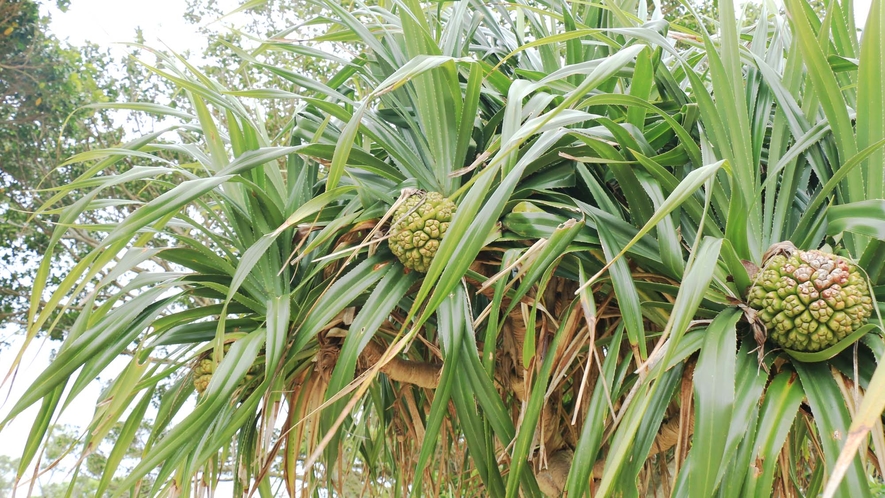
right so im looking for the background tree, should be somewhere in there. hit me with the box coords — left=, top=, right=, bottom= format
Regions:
left=0, top=0, right=338, bottom=343
left=0, top=423, right=154, bottom=497
left=0, top=0, right=124, bottom=339
left=0, top=2, right=210, bottom=342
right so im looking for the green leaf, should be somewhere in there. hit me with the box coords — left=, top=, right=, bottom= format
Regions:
left=505, top=302, right=578, bottom=498
left=191, top=94, right=229, bottom=172
left=784, top=0, right=862, bottom=216
left=595, top=216, right=647, bottom=358
left=584, top=160, right=724, bottom=286
left=743, top=371, right=804, bottom=497
left=2, top=288, right=170, bottom=424
left=825, top=330, right=885, bottom=497
left=112, top=329, right=266, bottom=495
left=794, top=361, right=872, bottom=498
left=595, top=237, right=722, bottom=497
left=96, top=387, right=155, bottom=497
left=565, top=321, right=629, bottom=495
left=855, top=0, right=885, bottom=202
left=16, top=384, right=64, bottom=479
left=827, top=200, right=885, bottom=239
left=792, top=138, right=885, bottom=244
left=265, top=295, right=289, bottom=379
left=685, top=308, right=740, bottom=497
left=783, top=324, right=879, bottom=362
left=413, top=287, right=467, bottom=495
left=292, top=254, right=389, bottom=353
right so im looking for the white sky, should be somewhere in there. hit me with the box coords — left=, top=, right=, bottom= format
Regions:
left=0, top=0, right=876, bottom=490
left=44, top=0, right=874, bottom=53
left=856, top=0, right=873, bottom=25
left=46, top=0, right=218, bottom=56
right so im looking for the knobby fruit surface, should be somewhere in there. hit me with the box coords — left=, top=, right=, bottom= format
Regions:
left=748, top=249, right=873, bottom=352
left=388, top=191, right=456, bottom=273
left=192, top=343, right=263, bottom=397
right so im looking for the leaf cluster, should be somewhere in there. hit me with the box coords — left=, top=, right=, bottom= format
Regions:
left=3, top=0, right=885, bottom=496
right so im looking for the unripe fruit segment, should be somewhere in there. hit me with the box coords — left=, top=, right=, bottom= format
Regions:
left=388, top=192, right=456, bottom=273
left=748, top=249, right=872, bottom=352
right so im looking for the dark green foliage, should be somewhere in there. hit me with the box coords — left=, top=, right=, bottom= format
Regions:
left=0, top=1, right=122, bottom=338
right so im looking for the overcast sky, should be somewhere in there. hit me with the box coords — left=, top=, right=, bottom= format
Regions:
left=47, top=0, right=215, bottom=55
left=45, top=0, right=875, bottom=55
left=857, top=0, right=874, bottom=24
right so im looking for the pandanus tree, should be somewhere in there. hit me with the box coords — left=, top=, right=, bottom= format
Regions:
left=4, top=0, right=885, bottom=496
